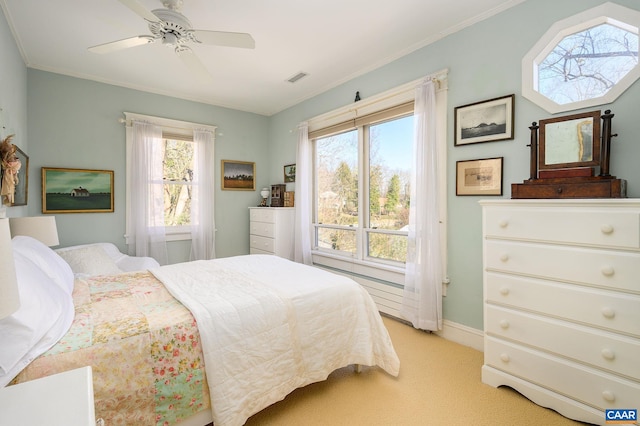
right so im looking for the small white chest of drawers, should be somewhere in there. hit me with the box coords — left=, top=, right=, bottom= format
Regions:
left=249, top=207, right=295, bottom=260
left=480, top=199, right=640, bottom=426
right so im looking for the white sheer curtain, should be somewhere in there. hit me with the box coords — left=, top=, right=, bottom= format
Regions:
left=401, top=78, right=443, bottom=331
left=128, top=121, right=169, bottom=265
left=294, top=121, right=312, bottom=265
left=190, top=129, right=216, bottom=260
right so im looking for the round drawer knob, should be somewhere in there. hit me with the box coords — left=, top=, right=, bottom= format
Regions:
left=601, top=348, right=615, bottom=361
left=601, top=266, right=615, bottom=277
left=499, top=320, right=510, bottom=330
left=500, top=253, right=509, bottom=262
left=602, top=390, right=616, bottom=402
left=499, top=219, right=509, bottom=228
left=601, top=224, right=614, bottom=235
left=500, top=353, right=510, bottom=363
left=601, top=307, right=616, bottom=319
left=499, top=286, right=510, bottom=296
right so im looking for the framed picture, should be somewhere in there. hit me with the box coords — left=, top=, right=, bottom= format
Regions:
left=284, top=163, right=296, bottom=183
left=454, top=94, right=514, bottom=146
left=1, top=146, right=29, bottom=206
left=456, top=157, right=503, bottom=196
left=221, top=160, right=255, bottom=190
left=42, top=167, right=114, bottom=213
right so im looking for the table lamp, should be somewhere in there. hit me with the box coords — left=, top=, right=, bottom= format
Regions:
left=9, top=216, right=60, bottom=246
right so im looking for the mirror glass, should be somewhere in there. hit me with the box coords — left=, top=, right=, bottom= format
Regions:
left=539, top=110, right=601, bottom=170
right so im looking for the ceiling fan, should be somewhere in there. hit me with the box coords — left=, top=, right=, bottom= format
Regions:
left=88, top=0, right=255, bottom=79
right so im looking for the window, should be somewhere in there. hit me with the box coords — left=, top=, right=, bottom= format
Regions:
left=124, top=112, right=216, bottom=242
left=312, top=103, right=414, bottom=267
left=522, top=3, right=640, bottom=114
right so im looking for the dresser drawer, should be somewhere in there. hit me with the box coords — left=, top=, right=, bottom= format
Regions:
left=249, top=235, right=275, bottom=253
left=486, top=240, right=640, bottom=294
left=250, top=221, right=275, bottom=238
left=249, top=208, right=275, bottom=223
left=484, top=206, right=640, bottom=249
left=486, top=306, right=640, bottom=379
left=485, top=337, right=640, bottom=411
left=486, top=273, right=640, bottom=337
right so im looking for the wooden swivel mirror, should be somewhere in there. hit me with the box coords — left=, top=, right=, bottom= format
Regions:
left=511, top=109, right=626, bottom=199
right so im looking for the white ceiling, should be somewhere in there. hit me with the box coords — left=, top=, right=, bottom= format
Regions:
left=1, top=0, right=524, bottom=116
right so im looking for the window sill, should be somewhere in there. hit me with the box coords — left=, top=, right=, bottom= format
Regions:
left=311, top=250, right=405, bottom=286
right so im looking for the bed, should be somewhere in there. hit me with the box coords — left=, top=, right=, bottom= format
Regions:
left=2, top=236, right=400, bottom=426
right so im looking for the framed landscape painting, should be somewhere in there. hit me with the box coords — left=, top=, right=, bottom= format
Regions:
left=454, top=94, right=514, bottom=146
left=42, top=167, right=114, bottom=213
left=456, top=157, right=503, bottom=196
left=221, top=160, right=255, bottom=190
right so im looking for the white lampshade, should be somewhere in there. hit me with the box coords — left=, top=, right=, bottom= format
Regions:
left=260, top=188, right=270, bottom=198
left=0, top=218, right=20, bottom=318
left=9, top=216, right=60, bottom=246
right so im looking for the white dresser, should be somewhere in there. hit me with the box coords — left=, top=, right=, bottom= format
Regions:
left=480, top=199, right=640, bottom=426
left=249, top=207, right=295, bottom=260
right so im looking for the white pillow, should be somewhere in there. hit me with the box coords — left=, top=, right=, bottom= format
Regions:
left=55, top=244, right=123, bottom=277
left=11, top=236, right=74, bottom=295
left=0, top=250, right=74, bottom=387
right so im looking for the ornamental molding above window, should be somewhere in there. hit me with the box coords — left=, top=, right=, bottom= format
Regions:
left=522, top=2, right=640, bottom=114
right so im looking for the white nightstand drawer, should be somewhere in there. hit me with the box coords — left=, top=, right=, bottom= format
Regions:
left=486, top=273, right=640, bottom=337
left=484, top=206, right=640, bottom=249
left=249, top=208, right=275, bottom=223
left=486, top=240, right=640, bottom=294
left=250, top=235, right=275, bottom=253
left=250, top=221, right=275, bottom=238
left=486, top=306, right=640, bottom=379
left=485, top=337, right=640, bottom=412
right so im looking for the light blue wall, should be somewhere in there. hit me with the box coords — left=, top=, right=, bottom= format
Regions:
left=26, top=70, right=270, bottom=261
left=268, top=0, right=640, bottom=330
left=0, top=6, right=28, bottom=218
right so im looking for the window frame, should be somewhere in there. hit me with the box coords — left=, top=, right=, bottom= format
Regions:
left=522, top=2, right=640, bottom=114
left=123, top=112, right=216, bottom=243
left=307, top=73, right=448, bottom=284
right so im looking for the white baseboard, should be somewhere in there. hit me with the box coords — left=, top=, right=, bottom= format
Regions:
left=436, top=320, right=484, bottom=352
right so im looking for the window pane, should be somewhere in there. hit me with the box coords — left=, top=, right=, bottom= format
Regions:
left=316, top=130, right=358, bottom=226
left=538, top=23, right=639, bottom=105
left=164, top=183, right=191, bottom=226
left=369, top=115, right=412, bottom=232
left=368, top=232, right=408, bottom=262
left=163, top=138, right=194, bottom=226
left=317, top=227, right=356, bottom=254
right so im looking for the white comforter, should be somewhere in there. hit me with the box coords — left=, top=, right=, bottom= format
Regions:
left=151, top=255, right=400, bottom=426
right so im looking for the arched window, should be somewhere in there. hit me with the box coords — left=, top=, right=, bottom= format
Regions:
left=522, top=2, right=640, bottom=114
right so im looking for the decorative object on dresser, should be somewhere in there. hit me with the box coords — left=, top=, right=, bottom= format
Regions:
left=270, top=184, right=286, bottom=207
left=284, top=191, right=295, bottom=207
left=259, top=187, right=270, bottom=207
left=480, top=199, right=640, bottom=425
left=249, top=207, right=294, bottom=259
left=511, top=110, right=626, bottom=199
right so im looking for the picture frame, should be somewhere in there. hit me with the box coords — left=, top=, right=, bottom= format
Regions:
left=42, top=167, right=114, bottom=213
left=221, top=160, right=255, bottom=191
left=283, top=163, right=296, bottom=183
left=538, top=110, right=601, bottom=171
left=456, top=157, right=503, bottom=196
left=2, top=146, right=29, bottom=206
left=454, top=94, right=514, bottom=146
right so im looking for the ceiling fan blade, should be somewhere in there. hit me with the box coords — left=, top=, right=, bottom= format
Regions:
left=117, top=0, right=161, bottom=22
left=88, top=36, right=155, bottom=54
left=176, top=47, right=212, bottom=82
left=192, top=30, right=255, bottom=49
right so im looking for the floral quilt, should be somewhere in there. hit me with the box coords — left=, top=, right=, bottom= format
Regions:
left=10, top=271, right=210, bottom=426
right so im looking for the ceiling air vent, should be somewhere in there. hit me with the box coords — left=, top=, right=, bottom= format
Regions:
left=287, top=72, right=308, bottom=83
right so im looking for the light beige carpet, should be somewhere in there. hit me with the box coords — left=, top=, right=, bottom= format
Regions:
left=245, top=316, right=589, bottom=425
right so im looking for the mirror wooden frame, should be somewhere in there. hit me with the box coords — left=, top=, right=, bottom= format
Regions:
left=538, top=110, right=601, bottom=171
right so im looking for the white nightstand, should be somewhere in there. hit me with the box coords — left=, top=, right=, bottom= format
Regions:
left=0, top=366, right=97, bottom=426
